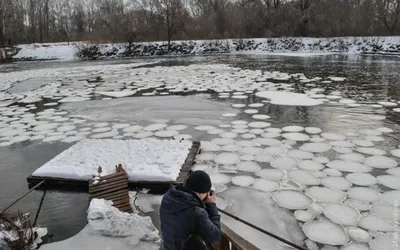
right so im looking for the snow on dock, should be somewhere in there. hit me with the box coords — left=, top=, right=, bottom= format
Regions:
left=28, top=139, right=199, bottom=189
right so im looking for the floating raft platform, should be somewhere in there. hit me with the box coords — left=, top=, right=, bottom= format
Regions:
left=27, top=140, right=200, bottom=191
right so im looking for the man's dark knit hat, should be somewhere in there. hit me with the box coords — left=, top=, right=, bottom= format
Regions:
left=184, top=170, right=212, bottom=193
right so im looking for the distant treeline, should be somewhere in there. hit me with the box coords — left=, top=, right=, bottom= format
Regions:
left=1, top=0, right=400, bottom=48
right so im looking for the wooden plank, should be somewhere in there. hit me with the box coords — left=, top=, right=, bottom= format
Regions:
left=111, top=197, right=130, bottom=206
left=90, top=186, right=128, bottom=198
left=90, top=183, right=128, bottom=195
left=221, top=223, right=259, bottom=250
left=89, top=179, right=128, bottom=193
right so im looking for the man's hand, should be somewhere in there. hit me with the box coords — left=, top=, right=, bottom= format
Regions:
left=204, top=190, right=216, bottom=204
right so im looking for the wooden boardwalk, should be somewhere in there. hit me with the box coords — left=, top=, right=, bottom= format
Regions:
left=89, top=165, right=132, bottom=213
left=27, top=141, right=200, bottom=191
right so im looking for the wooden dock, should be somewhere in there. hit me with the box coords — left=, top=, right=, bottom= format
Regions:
left=88, top=165, right=132, bottom=213
left=27, top=141, right=200, bottom=191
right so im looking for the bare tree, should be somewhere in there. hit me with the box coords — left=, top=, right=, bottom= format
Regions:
left=155, top=0, right=188, bottom=51
left=376, top=0, right=400, bottom=35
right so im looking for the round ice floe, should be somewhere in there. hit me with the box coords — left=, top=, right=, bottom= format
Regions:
left=237, top=161, right=261, bottom=172
left=365, top=135, right=385, bottom=142
left=232, top=176, right=255, bottom=187
left=282, top=126, right=304, bottom=132
left=210, top=174, right=231, bottom=184
left=303, top=220, right=349, bottom=245
left=312, top=171, right=327, bottom=178
left=287, top=149, right=314, bottom=163
left=253, top=138, right=282, bottom=147
left=93, top=122, right=109, bottom=128
left=306, top=187, right=346, bottom=203
left=310, top=137, right=326, bottom=143
left=313, top=156, right=330, bottom=164
left=166, top=125, right=187, bottom=131
left=378, top=101, right=397, bottom=107
left=43, top=134, right=67, bottom=142
left=240, top=155, right=254, bottom=161
left=248, top=122, right=271, bottom=128
left=370, top=235, right=400, bottom=250
left=11, top=135, right=31, bottom=143
left=232, top=104, right=246, bottom=108
left=253, top=154, right=271, bottom=163
left=357, top=147, right=386, bottom=156
left=132, top=132, right=153, bottom=139
left=248, top=103, right=264, bottom=108
left=33, top=123, right=59, bottom=131
left=249, top=129, right=264, bottom=135
left=214, top=153, right=240, bottom=165
left=270, top=156, right=297, bottom=170
left=341, top=243, right=370, bottom=250
left=91, top=131, right=119, bottom=139
left=222, top=113, right=237, bottom=117
left=282, top=133, right=310, bottom=142
left=232, top=124, right=248, bottom=129
left=92, top=127, right=112, bottom=133
left=346, top=173, right=376, bottom=186
left=201, top=141, right=221, bottom=152
left=220, top=132, right=238, bottom=139
left=305, top=127, right=322, bottom=134
left=222, top=144, right=242, bottom=152
left=244, top=109, right=258, bottom=114
left=359, top=214, right=394, bottom=232
left=154, top=130, right=180, bottom=138
left=359, top=129, right=382, bottom=136
left=387, top=167, right=400, bottom=177
left=57, top=125, right=76, bottom=132
left=380, top=190, right=400, bottom=204
left=272, top=190, right=312, bottom=209
left=192, top=164, right=209, bottom=171
left=308, top=203, right=324, bottom=215
left=219, top=124, right=231, bottom=128
left=240, top=147, right=263, bottom=155
left=231, top=129, right=249, bottom=134
left=61, top=136, right=84, bottom=143
left=211, top=138, right=235, bottom=146
left=241, top=133, right=256, bottom=139
left=112, top=123, right=130, bottom=129
left=231, top=120, right=248, bottom=125
left=195, top=125, right=216, bottom=131
left=347, top=228, right=370, bottom=243
left=294, top=210, right=315, bottom=222
left=232, top=95, right=247, bottom=99
left=333, top=147, right=353, bottom=154
left=346, top=199, right=370, bottom=211
left=327, top=160, right=372, bottom=173
left=252, top=179, right=279, bottom=192
left=391, top=148, right=400, bottom=158
left=261, top=132, right=280, bottom=138
left=352, top=140, right=374, bottom=147
left=348, top=187, right=380, bottom=202
left=321, top=177, right=352, bottom=191
left=377, top=127, right=393, bottom=133
left=330, top=141, right=355, bottom=148
left=288, top=170, right=320, bottom=185
left=364, top=156, right=398, bottom=169
left=377, top=175, right=400, bottom=189
left=266, top=128, right=282, bottom=133
left=300, top=143, right=332, bottom=153
left=321, top=133, right=346, bottom=141
left=323, top=204, right=359, bottom=226
left=371, top=203, right=400, bottom=222
left=255, top=169, right=284, bottom=180
left=252, top=115, right=270, bottom=120
left=144, top=123, right=168, bottom=131
left=236, top=140, right=255, bottom=147
left=197, top=153, right=215, bottom=162
left=122, top=125, right=143, bottom=133
left=339, top=153, right=365, bottom=162
left=298, top=160, right=325, bottom=172
left=207, top=129, right=225, bottom=135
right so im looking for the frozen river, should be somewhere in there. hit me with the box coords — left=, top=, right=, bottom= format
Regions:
left=1, top=54, right=400, bottom=249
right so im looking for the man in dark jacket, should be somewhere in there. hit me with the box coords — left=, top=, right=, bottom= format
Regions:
left=160, top=170, right=221, bottom=250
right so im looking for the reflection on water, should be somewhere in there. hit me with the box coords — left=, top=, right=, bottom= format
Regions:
left=1, top=54, right=400, bottom=242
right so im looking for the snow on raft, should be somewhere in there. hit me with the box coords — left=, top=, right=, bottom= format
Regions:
left=31, top=139, right=192, bottom=182
left=40, top=199, right=160, bottom=250
left=255, top=91, right=323, bottom=106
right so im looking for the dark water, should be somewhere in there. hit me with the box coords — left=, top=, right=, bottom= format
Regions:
left=1, top=53, right=400, bottom=243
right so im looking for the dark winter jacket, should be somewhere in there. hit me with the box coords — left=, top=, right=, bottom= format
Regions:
left=160, top=186, right=221, bottom=250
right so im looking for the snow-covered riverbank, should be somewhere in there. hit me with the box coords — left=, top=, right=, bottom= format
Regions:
left=12, top=36, right=400, bottom=61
